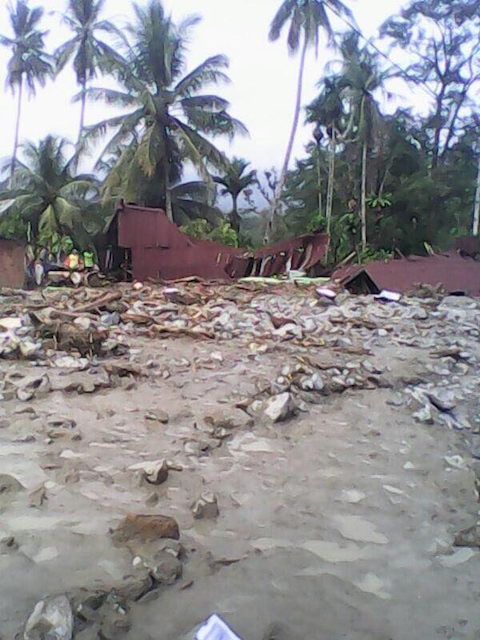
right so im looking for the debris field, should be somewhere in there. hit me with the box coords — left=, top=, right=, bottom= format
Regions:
left=0, top=282, right=479, bottom=639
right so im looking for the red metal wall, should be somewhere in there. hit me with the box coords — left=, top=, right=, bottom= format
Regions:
left=0, top=239, right=25, bottom=288
left=117, top=203, right=328, bottom=281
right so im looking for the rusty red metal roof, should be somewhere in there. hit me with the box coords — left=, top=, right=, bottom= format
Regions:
left=115, top=203, right=328, bottom=281
left=333, top=253, right=480, bottom=296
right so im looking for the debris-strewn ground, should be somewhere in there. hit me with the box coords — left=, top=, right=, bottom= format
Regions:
left=1, top=282, right=479, bottom=640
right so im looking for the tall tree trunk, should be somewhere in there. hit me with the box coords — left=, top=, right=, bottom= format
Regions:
left=265, top=33, right=309, bottom=244
left=326, top=128, right=336, bottom=235
left=78, top=77, right=87, bottom=143
left=165, top=162, right=173, bottom=222
left=230, top=194, right=241, bottom=234
left=324, top=128, right=336, bottom=261
left=316, top=146, right=322, bottom=225
left=11, top=76, right=24, bottom=183
left=431, top=86, right=446, bottom=171
left=361, top=139, right=368, bottom=252
left=473, top=154, right=480, bottom=237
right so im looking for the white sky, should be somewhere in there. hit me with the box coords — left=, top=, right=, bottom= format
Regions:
left=0, top=0, right=423, bottom=175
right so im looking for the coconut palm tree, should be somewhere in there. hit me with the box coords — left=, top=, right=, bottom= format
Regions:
left=97, top=149, right=223, bottom=227
left=307, top=76, right=345, bottom=238
left=0, top=136, right=99, bottom=249
left=213, top=158, right=257, bottom=233
left=340, top=33, right=386, bottom=251
left=267, top=0, right=353, bottom=242
left=55, top=0, right=125, bottom=142
left=83, top=0, right=247, bottom=223
left=0, top=0, right=53, bottom=179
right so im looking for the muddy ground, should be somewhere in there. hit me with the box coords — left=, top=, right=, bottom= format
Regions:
left=0, top=284, right=479, bottom=639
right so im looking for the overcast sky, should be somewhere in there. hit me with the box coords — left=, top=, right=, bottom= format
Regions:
left=0, top=0, right=424, bottom=175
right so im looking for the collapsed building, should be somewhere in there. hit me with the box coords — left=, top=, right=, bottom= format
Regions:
left=333, top=252, right=480, bottom=297
left=103, top=202, right=329, bottom=281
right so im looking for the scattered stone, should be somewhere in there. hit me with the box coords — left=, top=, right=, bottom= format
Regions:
left=112, top=514, right=180, bottom=545
left=29, top=486, right=48, bottom=508
left=264, top=393, right=296, bottom=423
left=297, top=373, right=325, bottom=392
left=192, top=492, right=219, bottom=520
left=444, top=455, right=468, bottom=471
left=98, top=605, right=130, bottom=639
left=145, top=409, right=169, bottom=424
left=112, top=569, right=154, bottom=601
left=340, top=489, right=366, bottom=504
left=454, top=525, right=480, bottom=548
left=24, top=595, right=73, bottom=640
left=413, top=404, right=434, bottom=425
left=129, top=460, right=169, bottom=486
left=0, top=474, right=25, bottom=508
left=383, top=485, right=404, bottom=496
left=150, top=552, right=183, bottom=585
left=427, top=389, right=457, bottom=412
left=438, top=548, right=477, bottom=567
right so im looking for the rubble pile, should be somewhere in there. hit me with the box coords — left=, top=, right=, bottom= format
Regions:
left=1, top=282, right=480, bottom=638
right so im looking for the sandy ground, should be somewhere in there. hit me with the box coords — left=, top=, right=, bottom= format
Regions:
left=0, top=287, right=479, bottom=639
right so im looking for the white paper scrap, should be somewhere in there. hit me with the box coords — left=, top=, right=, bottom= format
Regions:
left=196, top=615, right=243, bottom=640
left=375, top=290, right=402, bottom=302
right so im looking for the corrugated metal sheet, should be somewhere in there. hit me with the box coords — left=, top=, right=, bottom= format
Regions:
left=333, top=253, right=480, bottom=296
left=116, top=203, right=328, bottom=281
left=0, top=239, right=25, bottom=289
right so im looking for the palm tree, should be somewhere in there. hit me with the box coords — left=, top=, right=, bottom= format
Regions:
left=55, top=0, right=124, bottom=142
left=83, top=0, right=247, bottom=223
left=307, top=76, right=345, bottom=238
left=213, top=158, right=257, bottom=233
left=0, top=0, right=53, bottom=180
left=97, top=150, right=223, bottom=227
left=0, top=136, right=99, bottom=249
left=340, top=33, right=386, bottom=252
left=267, top=0, right=353, bottom=242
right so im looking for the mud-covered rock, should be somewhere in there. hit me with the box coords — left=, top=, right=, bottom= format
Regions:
left=112, top=514, right=180, bottom=545
left=192, top=492, right=219, bottom=520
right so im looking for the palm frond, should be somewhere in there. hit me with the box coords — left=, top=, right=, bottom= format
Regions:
left=174, top=55, right=230, bottom=97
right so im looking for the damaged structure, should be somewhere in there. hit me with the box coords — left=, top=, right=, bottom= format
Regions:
left=105, top=202, right=329, bottom=281
left=333, top=252, right=480, bottom=296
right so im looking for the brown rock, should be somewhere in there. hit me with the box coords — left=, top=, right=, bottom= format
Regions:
left=112, top=514, right=180, bottom=545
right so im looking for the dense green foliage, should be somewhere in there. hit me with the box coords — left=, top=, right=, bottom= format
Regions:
left=0, top=0, right=478, bottom=265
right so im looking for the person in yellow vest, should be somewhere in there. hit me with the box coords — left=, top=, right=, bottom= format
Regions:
left=83, top=250, right=95, bottom=270
left=66, top=250, right=82, bottom=270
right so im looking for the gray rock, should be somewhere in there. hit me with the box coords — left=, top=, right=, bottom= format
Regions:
left=0, top=474, right=25, bottom=509
left=264, top=393, right=296, bottom=423
left=98, top=605, right=130, bottom=639
left=427, top=389, right=457, bottom=412
left=129, top=459, right=169, bottom=486
left=298, top=373, right=324, bottom=392
left=413, top=404, right=434, bottom=425
left=145, top=409, right=169, bottom=424
left=112, top=569, right=154, bottom=602
left=150, top=552, right=183, bottom=585
left=192, top=492, right=219, bottom=520
left=24, top=595, right=73, bottom=640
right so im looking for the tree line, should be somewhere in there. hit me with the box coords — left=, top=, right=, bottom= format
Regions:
left=0, top=0, right=479, bottom=266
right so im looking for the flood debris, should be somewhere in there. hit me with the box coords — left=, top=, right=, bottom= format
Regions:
left=1, top=280, right=480, bottom=638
